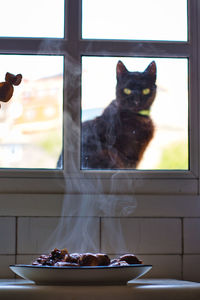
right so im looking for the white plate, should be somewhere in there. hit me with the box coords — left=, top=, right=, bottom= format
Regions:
left=10, top=264, right=152, bottom=285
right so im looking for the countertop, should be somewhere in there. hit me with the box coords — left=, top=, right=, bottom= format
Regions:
left=1, top=279, right=200, bottom=300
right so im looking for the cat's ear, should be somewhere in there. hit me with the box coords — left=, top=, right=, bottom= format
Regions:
left=144, top=61, right=156, bottom=81
left=116, top=61, right=128, bottom=79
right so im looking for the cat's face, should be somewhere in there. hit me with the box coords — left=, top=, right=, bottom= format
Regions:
left=116, top=61, right=157, bottom=112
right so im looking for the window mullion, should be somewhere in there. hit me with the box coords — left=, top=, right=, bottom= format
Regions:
left=67, top=0, right=81, bottom=46
left=187, top=0, right=199, bottom=178
left=80, top=40, right=191, bottom=58
left=0, top=38, right=68, bottom=55
left=64, top=0, right=82, bottom=174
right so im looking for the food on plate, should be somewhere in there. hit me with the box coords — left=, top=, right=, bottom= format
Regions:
left=78, top=253, right=110, bottom=266
left=0, top=72, right=22, bottom=104
left=32, top=248, right=142, bottom=267
left=110, top=254, right=142, bottom=266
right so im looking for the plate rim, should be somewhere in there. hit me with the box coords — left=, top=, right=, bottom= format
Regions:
left=10, top=264, right=152, bottom=270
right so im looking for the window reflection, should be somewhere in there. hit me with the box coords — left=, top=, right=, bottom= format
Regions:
left=81, top=57, right=188, bottom=170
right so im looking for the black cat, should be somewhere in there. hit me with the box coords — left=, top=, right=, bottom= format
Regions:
left=81, top=60, right=157, bottom=169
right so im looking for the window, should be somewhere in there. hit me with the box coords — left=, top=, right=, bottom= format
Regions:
left=82, top=0, right=188, bottom=41
left=0, top=0, right=65, bottom=170
left=0, top=0, right=198, bottom=195
left=0, top=55, right=63, bottom=169
left=0, top=0, right=65, bottom=38
left=81, top=56, right=188, bottom=170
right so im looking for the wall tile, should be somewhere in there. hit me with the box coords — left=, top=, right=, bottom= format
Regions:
left=183, top=255, right=200, bottom=282
left=17, top=217, right=100, bottom=254
left=0, top=217, right=16, bottom=254
left=139, top=255, right=182, bottom=279
left=17, top=254, right=38, bottom=265
left=0, top=255, right=15, bottom=278
left=184, top=218, right=200, bottom=253
left=101, top=218, right=182, bottom=254
left=107, top=253, right=182, bottom=279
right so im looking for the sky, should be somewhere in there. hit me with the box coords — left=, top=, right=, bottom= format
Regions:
left=0, top=0, right=187, bottom=39
left=0, top=0, right=65, bottom=38
left=82, top=0, right=187, bottom=41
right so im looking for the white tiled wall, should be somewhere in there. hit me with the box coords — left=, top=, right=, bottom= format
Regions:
left=0, top=217, right=16, bottom=254
left=184, top=218, right=200, bottom=253
left=18, top=217, right=100, bottom=254
left=101, top=218, right=182, bottom=254
left=1, top=213, right=200, bottom=282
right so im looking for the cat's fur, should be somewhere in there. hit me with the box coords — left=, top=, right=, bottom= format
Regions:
left=81, top=60, right=157, bottom=169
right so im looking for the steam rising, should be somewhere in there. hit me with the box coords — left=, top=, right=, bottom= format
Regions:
left=45, top=194, right=137, bottom=253
left=44, top=53, right=138, bottom=255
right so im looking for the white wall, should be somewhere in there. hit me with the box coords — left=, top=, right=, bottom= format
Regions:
left=1, top=194, right=200, bottom=282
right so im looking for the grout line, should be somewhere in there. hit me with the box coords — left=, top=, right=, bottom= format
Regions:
left=106, top=253, right=184, bottom=256
left=100, top=216, right=187, bottom=219
left=13, top=253, right=184, bottom=256
left=181, top=217, right=184, bottom=280
left=99, top=217, right=102, bottom=252
left=14, top=216, right=18, bottom=278
left=0, top=253, right=188, bottom=255
left=181, top=217, right=184, bottom=255
left=15, top=217, right=18, bottom=262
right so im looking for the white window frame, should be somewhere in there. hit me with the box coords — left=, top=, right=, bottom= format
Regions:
left=0, top=0, right=198, bottom=195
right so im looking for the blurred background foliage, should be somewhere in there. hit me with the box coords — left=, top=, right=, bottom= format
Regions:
left=156, top=140, right=188, bottom=170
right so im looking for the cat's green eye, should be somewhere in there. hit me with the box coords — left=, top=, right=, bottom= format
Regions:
left=142, top=88, right=151, bottom=95
left=123, top=88, right=132, bottom=95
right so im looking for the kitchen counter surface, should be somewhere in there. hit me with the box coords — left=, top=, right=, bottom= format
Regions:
left=1, top=278, right=200, bottom=300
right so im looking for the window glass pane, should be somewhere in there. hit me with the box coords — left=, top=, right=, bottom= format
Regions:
left=0, top=55, right=63, bottom=169
left=81, top=57, right=188, bottom=170
left=0, top=0, right=65, bottom=38
left=82, top=0, right=188, bottom=41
